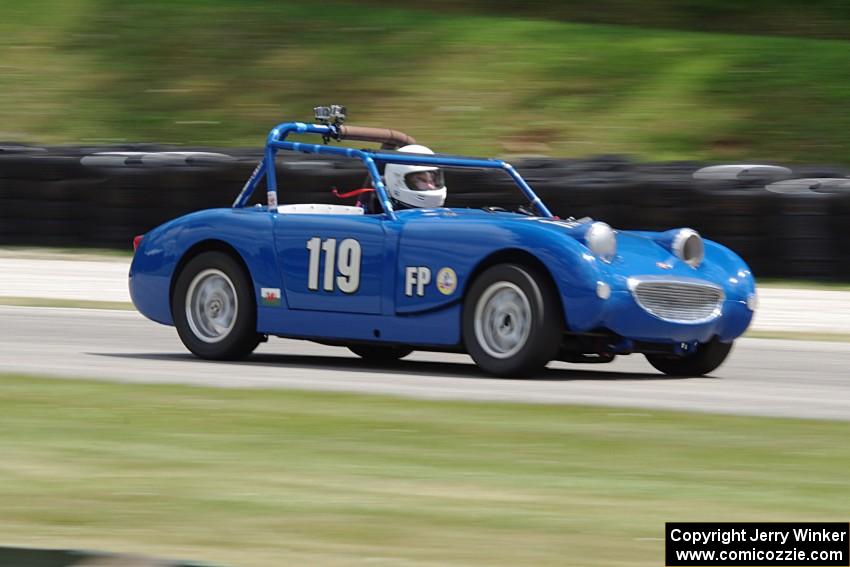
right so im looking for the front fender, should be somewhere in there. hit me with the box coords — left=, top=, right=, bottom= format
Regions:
left=395, top=215, right=606, bottom=331
left=703, top=239, right=757, bottom=341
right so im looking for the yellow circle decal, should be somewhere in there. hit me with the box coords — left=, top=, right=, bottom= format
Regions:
left=436, top=267, right=457, bottom=295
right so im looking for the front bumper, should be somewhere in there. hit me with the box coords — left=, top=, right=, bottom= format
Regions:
left=597, top=291, right=753, bottom=343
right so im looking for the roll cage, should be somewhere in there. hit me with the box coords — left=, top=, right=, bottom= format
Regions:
left=232, top=121, right=554, bottom=221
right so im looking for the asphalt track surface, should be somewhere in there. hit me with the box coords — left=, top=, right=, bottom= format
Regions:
left=2, top=306, right=848, bottom=420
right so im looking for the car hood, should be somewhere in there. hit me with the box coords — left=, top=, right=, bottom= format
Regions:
left=401, top=208, right=745, bottom=286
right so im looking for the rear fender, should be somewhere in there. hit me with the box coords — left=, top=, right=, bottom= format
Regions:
left=129, top=208, right=280, bottom=325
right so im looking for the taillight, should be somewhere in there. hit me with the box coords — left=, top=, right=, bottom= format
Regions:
left=133, top=234, right=145, bottom=252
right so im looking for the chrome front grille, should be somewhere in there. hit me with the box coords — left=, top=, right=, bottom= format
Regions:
left=629, top=279, right=724, bottom=323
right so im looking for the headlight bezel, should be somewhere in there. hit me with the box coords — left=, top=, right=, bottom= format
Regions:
left=585, top=221, right=617, bottom=262
left=672, top=228, right=705, bottom=268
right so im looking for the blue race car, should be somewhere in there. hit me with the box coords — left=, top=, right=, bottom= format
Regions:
left=130, top=106, right=757, bottom=377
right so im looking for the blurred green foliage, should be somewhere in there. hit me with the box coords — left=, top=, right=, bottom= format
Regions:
left=364, top=0, right=850, bottom=39
left=1, top=0, right=850, bottom=162
left=1, top=373, right=849, bottom=566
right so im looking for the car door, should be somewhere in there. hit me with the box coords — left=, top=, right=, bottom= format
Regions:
left=273, top=213, right=387, bottom=314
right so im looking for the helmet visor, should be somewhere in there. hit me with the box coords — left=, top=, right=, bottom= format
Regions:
left=404, top=169, right=444, bottom=191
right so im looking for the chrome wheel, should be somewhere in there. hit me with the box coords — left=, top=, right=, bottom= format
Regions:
left=185, top=268, right=238, bottom=343
left=474, top=281, right=532, bottom=359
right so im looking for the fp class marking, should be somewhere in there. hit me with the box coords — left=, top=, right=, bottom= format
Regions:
left=405, top=266, right=431, bottom=297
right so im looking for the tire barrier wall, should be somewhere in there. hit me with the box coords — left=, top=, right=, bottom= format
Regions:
left=2, top=145, right=849, bottom=279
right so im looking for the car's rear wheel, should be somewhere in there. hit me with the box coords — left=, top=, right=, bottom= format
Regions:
left=172, top=251, right=261, bottom=360
left=348, top=345, right=413, bottom=362
left=463, top=264, right=562, bottom=377
left=644, top=339, right=733, bottom=376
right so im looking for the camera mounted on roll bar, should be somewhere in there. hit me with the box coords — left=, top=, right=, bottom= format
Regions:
left=314, top=105, right=346, bottom=143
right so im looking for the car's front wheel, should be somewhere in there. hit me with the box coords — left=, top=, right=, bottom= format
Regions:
left=172, top=251, right=261, bottom=360
left=644, top=339, right=733, bottom=376
left=463, top=264, right=562, bottom=377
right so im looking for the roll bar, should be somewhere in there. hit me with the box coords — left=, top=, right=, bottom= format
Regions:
left=232, top=121, right=553, bottom=221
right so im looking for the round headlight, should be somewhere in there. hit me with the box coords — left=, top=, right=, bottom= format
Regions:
left=586, top=222, right=617, bottom=262
left=673, top=228, right=704, bottom=268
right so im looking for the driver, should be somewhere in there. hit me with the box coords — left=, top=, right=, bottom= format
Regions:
left=381, top=144, right=447, bottom=210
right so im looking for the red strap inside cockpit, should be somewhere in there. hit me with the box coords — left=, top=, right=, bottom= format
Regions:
left=332, top=188, right=375, bottom=199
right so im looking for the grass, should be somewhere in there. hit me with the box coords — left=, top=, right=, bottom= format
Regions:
left=0, top=373, right=848, bottom=566
left=3, top=1, right=850, bottom=162
left=745, top=330, right=850, bottom=343
left=0, top=297, right=133, bottom=310
left=0, top=246, right=133, bottom=261
left=757, top=279, right=850, bottom=291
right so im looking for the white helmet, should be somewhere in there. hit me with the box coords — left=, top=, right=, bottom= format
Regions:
left=384, top=144, right=447, bottom=209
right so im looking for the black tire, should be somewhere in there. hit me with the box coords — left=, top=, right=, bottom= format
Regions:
left=463, top=264, right=562, bottom=377
left=172, top=251, right=261, bottom=360
left=348, top=345, right=413, bottom=362
left=645, top=339, right=733, bottom=377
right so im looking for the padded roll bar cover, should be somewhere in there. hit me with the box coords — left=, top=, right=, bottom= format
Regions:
left=337, top=126, right=416, bottom=150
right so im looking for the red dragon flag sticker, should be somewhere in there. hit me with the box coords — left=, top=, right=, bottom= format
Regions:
left=260, top=287, right=281, bottom=307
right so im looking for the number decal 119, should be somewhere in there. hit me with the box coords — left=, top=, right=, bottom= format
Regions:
left=306, top=237, right=361, bottom=293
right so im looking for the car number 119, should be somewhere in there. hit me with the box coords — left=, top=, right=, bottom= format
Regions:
left=306, top=237, right=361, bottom=293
